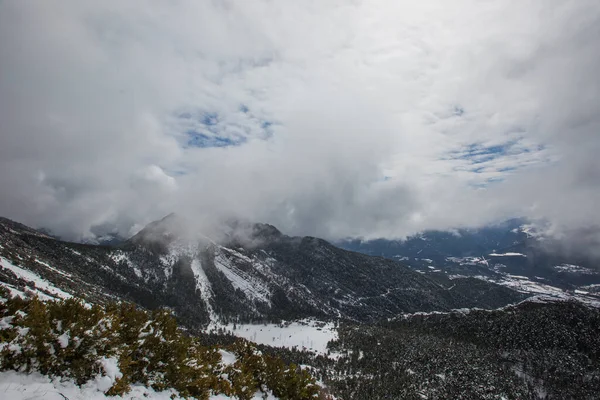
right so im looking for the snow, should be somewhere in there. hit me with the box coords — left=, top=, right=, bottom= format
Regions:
left=0, top=257, right=72, bottom=300
left=553, top=264, right=594, bottom=273
left=0, top=282, right=49, bottom=300
left=210, top=392, right=278, bottom=399
left=35, top=259, right=72, bottom=277
left=488, top=252, right=526, bottom=257
left=110, top=251, right=142, bottom=278
left=0, top=370, right=179, bottom=400
left=213, top=251, right=271, bottom=305
left=220, top=246, right=253, bottom=263
left=581, top=284, right=600, bottom=290
left=57, top=332, right=70, bottom=348
left=0, top=316, right=13, bottom=329
left=520, top=224, right=543, bottom=238
left=445, top=256, right=489, bottom=266
left=190, top=259, right=218, bottom=323
left=220, top=319, right=337, bottom=355
left=471, top=274, right=567, bottom=298
left=93, top=357, right=123, bottom=392
left=507, top=274, right=529, bottom=280
left=160, top=240, right=198, bottom=279
left=0, top=371, right=278, bottom=400
left=461, top=274, right=600, bottom=307
left=219, top=349, right=237, bottom=366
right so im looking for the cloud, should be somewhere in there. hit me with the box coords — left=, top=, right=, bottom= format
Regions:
left=0, top=0, right=599, bottom=243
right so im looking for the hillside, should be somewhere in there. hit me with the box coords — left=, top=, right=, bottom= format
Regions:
left=325, top=299, right=600, bottom=399
left=337, top=220, right=600, bottom=303
left=0, top=215, right=526, bottom=330
left=2, top=215, right=600, bottom=399
left=0, top=288, right=323, bottom=399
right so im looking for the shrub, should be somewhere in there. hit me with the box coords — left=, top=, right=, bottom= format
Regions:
left=0, top=290, right=322, bottom=398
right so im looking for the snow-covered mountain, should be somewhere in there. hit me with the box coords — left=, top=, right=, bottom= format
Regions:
left=337, top=219, right=600, bottom=298
left=3, top=214, right=600, bottom=399
left=0, top=215, right=525, bottom=329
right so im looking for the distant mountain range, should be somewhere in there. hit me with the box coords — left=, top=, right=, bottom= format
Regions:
left=338, top=218, right=530, bottom=259
left=0, top=214, right=527, bottom=330
left=337, top=219, right=600, bottom=294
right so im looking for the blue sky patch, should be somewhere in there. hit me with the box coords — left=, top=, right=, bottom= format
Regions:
left=185, top=131, right=246, bottom=148
left=448, top=138, right=548, bottom=180
left=451, top=141, right=517, bottom=164
left=201, top=112, right=219, bottom=126
left=175, top=106, right=277, bottom=148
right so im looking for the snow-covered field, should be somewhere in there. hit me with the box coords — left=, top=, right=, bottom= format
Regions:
left=0, top=371, right=277, bottom=400
left=217, top=319, right=338, bottom=355
left=488, top=252, right=527, bottom=257
left=458, top=273, right=600, bottom=307
left=495, top=277, right=566, bottom=296
left=553, top=264, right=595, bottom=274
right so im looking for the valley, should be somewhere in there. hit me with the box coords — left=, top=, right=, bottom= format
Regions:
left=1, top=215, right=599, bottom=399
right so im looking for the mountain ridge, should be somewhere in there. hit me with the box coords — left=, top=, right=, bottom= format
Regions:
left=0, top=215, right=526, bottom=330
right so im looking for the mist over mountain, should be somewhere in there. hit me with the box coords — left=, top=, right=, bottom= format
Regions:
left=1, top=1, right=600, bottom=253
left=0, top=215, right=529, bottom=328
left=2, top=2, right=600, bottom=398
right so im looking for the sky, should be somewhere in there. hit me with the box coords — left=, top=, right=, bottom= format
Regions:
left=0, top=0, right=599, bottom=242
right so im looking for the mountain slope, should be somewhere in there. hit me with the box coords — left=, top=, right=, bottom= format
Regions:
left=337, top=219, right=600, bottom=295
left=0, top=215, right=525, bottom=329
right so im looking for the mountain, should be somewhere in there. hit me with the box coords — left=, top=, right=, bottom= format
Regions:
left=337, top=219, right=600, bottom=296
left=0, top=215, right=525, bottom=330
left=338, top=218, right=529, bottom=260
left=3, top=215, right=600, bottom=399
left=326, top=299, right=600, bottom=399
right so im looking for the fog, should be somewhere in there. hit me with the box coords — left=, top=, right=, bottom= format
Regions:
left=1, top=1, right=599, bottom=251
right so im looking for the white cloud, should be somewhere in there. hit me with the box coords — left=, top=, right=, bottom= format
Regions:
left=0, top=0, right=599, bottom=242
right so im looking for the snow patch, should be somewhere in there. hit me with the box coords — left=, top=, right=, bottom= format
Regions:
left=219, top=319, right=337, bottom=355
left=0, top=370, right=187, bottom=399
left=57, top=332, right=70, bottom=348
left=91, top=357, right=123, bottom=393
left=219, top=349, right=237, bottom=366
left=553, top=264, right=594, bottom=274
left=0, top=257, right=72, bottom=300
left=0, top=370, right=279, bottom=399
left=190, top=259, right=218, bottom=323
left=35, top=259, right=72, bottom=277
left=110, top=251, right=142, bottom=278
left=214, top=251, right=271, bottom=305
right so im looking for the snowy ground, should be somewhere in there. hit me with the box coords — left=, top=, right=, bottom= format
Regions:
left=454, top=274, right=600, bottom=307
left=0, top=256, right=73, bottom=300
left=216, top=318, right=338, bottom=355
left=0, top=371, right=277, bottom=400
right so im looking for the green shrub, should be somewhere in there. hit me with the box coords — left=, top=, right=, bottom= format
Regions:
left=0, top=292, right=322, bottom=399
